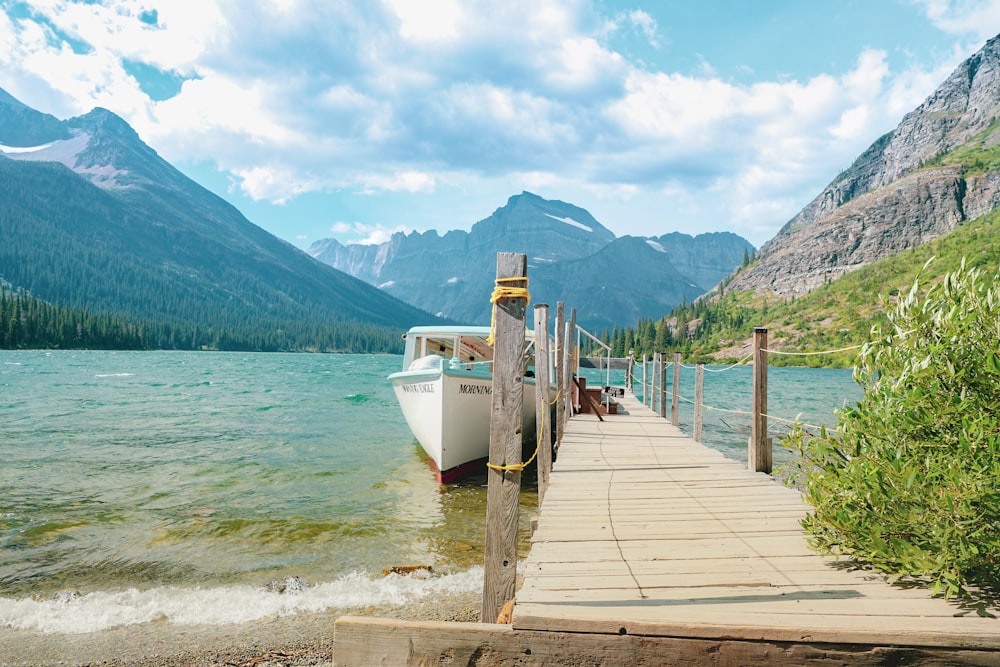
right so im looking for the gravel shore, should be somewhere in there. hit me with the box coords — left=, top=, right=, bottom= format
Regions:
left=0, top=590, right=481, bottom=667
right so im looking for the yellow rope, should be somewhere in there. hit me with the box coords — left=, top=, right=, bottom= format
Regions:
left=486, top=424, right=545, bottom=472
left=485, top=275, right=534, bottom=471
left=486, top=277, right=530, bottom=346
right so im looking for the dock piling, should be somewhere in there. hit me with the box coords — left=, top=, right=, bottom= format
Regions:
left=533, top=304, right=552, bottom=506
left=482, top=252, right=528, bottom=623
left=750, top=326, right=771, bottom=473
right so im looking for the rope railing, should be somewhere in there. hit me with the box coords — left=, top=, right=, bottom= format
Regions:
left=763, top=343, right=863, bottom=356
left=620, top=326, right=857, bottom=473
left=675, top=392, right=840, bottom=434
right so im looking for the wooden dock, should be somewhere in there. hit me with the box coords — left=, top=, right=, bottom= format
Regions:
left=335, top=392, right=1000, bottom=665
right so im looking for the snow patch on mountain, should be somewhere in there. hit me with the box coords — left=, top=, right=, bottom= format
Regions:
left=646, top=239, right=667, bottom=253
left=543, top=213, right=592, bottom=232
left=0, top=133, right=126, bottom=187
left=0, top=133, right=88, bottom=168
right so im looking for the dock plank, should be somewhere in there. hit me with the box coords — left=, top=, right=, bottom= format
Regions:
left=513, top=393, right=1000, bottom=651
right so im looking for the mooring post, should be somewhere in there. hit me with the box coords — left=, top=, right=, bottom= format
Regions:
left=642, top=352, right=650, bottom=405
left=658, top=353, right=667, bottom=418
left=651, top=352, right=659, bottom=414
left=750, top=327, right=771, bottom=473
left=671, top=352, right=681, bottom=426
left=564, top=308, right=577, bottom=419
left=554, top=302, right=565, bottom=446
left=694, top=362, right=705, bottom=442
left=533, top=304, right=552, bottom=507
left=482, top=252, right=528, bottom=623
left=626, top=349, right=634, bottom=393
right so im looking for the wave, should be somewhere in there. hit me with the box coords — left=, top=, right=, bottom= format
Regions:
left=0, top=567, right=482, bottom=634
left=94, top=373, right=134, bottom=378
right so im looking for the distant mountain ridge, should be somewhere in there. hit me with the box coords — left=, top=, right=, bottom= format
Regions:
left=0, top=89, right=440, bottom=351
left=730, top=33, right=1000, bottom=296
left=309, top=192, right=754, bottom=331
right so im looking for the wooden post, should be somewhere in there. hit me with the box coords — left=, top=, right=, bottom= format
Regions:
left=554, top=303, right=565, bottom=446
left=694, top=362, right=704, bottom=442
left=533, top=304, right=551, bottom=506
left=658, top=353, right=667, bottom=418
left=565, top=309, right=577, bottom=419
left=642, top=352, right=649, bottom=405
left=626, top=349, right=634, bottom=393
left=648, top=354, right=655, bottom=410
left=750, top=327, right=771, bottom=473
left=482, top=253, right=528, bottom=623
left=671, top=352, right=681, bottom=426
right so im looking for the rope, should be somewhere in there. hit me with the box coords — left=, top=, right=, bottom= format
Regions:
left=486, top=277, right=530, bottom=346
left=675, top=395, right=837, bottom=432
left=704, top=353, right=754, bottom=372
left=486, top=386, right=549, bottom=473
left=762, top=343, right=862, bottom=356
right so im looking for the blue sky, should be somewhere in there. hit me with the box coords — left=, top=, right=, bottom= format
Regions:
left=1, top=1, right=998, bottom=249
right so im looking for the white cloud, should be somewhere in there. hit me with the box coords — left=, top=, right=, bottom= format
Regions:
left=0, top=1, right=990, bottom=247
left=330, top=220, right=411, bottom=244
left=915, top=0, right=1000, bottom=42
left=386, top=0, right=463, bottom=42
left=627, top=10, right=660, bottom=48
left=358, top=171, right=436, bottom=195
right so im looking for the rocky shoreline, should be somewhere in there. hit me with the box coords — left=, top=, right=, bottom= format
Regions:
left=0, top=590, right=481, bottom=667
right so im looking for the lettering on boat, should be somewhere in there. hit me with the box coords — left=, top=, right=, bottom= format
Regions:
left=401, top=383, right=436, bottom=393
left=459, top=384, right=492, bottom=395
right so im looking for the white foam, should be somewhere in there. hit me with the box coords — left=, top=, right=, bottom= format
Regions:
left=0, top=568, right=483, bottom=634
left=94, top=373, right=134, bottom=378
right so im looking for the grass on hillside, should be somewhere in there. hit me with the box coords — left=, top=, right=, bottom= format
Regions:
left=688, top=209, right=1000, bottom=367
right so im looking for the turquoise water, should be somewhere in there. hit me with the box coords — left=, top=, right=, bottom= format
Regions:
left=0, top=350, right=859, bottom=633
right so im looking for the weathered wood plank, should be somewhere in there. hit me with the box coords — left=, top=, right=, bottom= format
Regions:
left=514, top=391, right=1000, bottom=651
left=333, top=616, right=1000, bottom=666
left=481, top=252, right=528, bottom=622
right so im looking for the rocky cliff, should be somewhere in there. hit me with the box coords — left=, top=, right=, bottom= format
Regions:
left=730, top=33, right=1000, bottom=295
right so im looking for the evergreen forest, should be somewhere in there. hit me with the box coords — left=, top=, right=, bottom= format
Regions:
left=0, top=288, right=404, bottom=353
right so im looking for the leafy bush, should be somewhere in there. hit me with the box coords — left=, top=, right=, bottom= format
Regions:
left=783, top=259, right=1000, bottom=599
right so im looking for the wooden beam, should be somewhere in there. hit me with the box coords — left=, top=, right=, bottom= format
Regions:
left=573, top=375, right=605, bottom=422
left=694, top=362, right=704, bottom=442
left=534, top=304, right=552, bottom=506
left=333, top=616, right=1000, bottom=667
left=671, top=351, right=681, bottom=426
left=554, top=302, right=565, bottom=447
left=482, top=252, right=528, bottom=623
left=750, top=327, right=770, bottom=473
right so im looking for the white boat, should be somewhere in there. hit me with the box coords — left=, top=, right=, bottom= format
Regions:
left=389, top=325, right=550, bottom=483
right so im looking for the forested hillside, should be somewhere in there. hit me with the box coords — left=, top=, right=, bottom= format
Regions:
left=0, top=92, right=439, bottom=353
left=0, top=288, right=403, bottom=352
left=587, top=211, right=999, bottom=367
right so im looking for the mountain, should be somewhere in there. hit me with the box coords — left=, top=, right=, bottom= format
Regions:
left=729, top=33, right=1000, bottom=296
left=0, top=89, right=440, bottom=351
left=308, top=192, right=754, bottom=331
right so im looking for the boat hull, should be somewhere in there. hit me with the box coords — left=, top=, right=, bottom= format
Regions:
left=389, top=367, right=539, bottom=483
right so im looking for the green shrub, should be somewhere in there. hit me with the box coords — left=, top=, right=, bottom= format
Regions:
left=783, top=259, right=1000, bottom=600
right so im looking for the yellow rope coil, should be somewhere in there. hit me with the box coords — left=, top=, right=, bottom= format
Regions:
left=486, top=277, right=530, bottom=346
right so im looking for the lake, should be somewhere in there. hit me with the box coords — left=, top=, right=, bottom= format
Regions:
left=0, top=350, right=859, bottom=633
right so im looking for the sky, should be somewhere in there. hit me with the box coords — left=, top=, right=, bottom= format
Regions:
left=1, top=1, right=999, bottom=250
